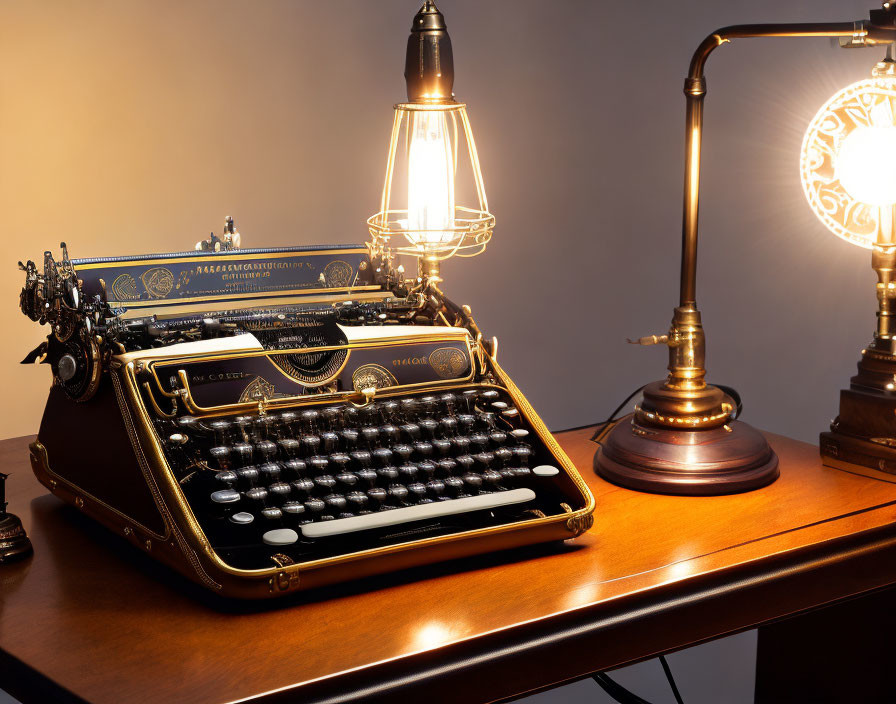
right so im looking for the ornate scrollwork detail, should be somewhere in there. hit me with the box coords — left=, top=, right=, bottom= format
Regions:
left=566, top=512, right=594, bottom=536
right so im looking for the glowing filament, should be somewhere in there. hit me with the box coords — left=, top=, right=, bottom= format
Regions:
left=407, top=110, right=455, bottom=245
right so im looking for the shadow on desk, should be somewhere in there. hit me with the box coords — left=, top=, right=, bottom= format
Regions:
left=31, top=493, right=587, bottom=613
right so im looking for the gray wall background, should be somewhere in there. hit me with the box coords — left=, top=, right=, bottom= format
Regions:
left=0, top=0, right=883, bottom=701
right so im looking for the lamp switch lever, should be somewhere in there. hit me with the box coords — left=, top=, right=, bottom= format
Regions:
left=627, top=334, right=669, bottom=346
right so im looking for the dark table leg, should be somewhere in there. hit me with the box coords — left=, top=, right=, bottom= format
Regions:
left=755, top=586, right=896, bottom=703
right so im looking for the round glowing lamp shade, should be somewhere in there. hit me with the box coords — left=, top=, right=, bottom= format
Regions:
left=801, top=76, right=896, bottom=248
left=367, top=102, right=495, bottom=261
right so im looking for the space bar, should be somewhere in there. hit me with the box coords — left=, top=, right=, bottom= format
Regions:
left=300, top=488, right=537, bottom=539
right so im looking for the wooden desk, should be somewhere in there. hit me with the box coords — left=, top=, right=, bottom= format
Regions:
left=2, top=428, right=896, bottom=704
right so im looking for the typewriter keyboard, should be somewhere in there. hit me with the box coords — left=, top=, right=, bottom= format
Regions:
left=157, top=386, right=577, bottom=568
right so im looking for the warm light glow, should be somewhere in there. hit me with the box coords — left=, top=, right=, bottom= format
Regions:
left=801, top=74, right=896, bottom=248
left=407, top=110, right=456, bottom=245
left=837, top=124, right=896, bottom=207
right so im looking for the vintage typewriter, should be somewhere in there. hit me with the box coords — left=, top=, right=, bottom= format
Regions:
left=18, top=218, right=594, bottom=598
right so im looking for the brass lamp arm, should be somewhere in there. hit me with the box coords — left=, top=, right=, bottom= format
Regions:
left=679, top=21, right=862, bottom=308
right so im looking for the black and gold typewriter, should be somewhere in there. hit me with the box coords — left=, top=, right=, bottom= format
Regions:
left=18, top=218, right=594, bottom=599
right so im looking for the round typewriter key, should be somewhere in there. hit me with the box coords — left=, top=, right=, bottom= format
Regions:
left=377, top=466, right=400, bottom=482
left=336, top=471, right=358, bottom=489
left=236, top=466, right=259, bottom=486
left=282, top=501, right=305, bottom=516
left=426, top=479, right=446, bottom=499
left=432, top=438, right=451, bottom=457
left=214, top=470, right=238, bottom=487
left=474, top=452, right=495, bottom=469
left=284, top=459, right=307, bottom=478
left=211, top=489, right=240, bottom=504
left=324, top=494, right=347, bottom=512
left=291, top=478, right=314, bottom=498
left=330, top=453, right=351, bottom=472
left=373, top=447, right=393, bottom=467
left=408, top=482, right=428, bottom=502
left=261, top=507, right=283, bottom=521
left=342, top=406, right=360, bottom=428
left=361, top=426, right=380, bottom=447
left=458, top=414, right=476, bottom=434
left=456, top=455, right=476, bottom=472
left=439, top=393, right=457, bottom=416
left=419, top=419, right=438, bottom=440
left=322, top=407, right=342, bottom=430
left=278, top=438, right=300, bottom=458
left=356, top=468, right=377, bottom=488
left=279, top=411, right=299, bottom=432
left=255, top=415, right=278, bottom=438
left=341, top=429, right=359, bottom=450
left=388, top=484, right=409, bottom=504
left=380, top=424, right=400, bottom=444
left=302, top=435, right=322, bottom=456
left=269, top=482, right=292, bottom=501
left=361, top=404, right=380, bottom=426
left=350, top=450, right=371, bottom=468
left=314, top=474, right=337, bottom=492
left=491, top=401, right=508, bottom=411
left=463, top=473, right=484, bottom=494
left=209, top=447, right=231, bottom=470
left=229, top=511, right=254, bottom=525
left=444, top=476, right=465, bottom=498
left=400, top=398, right=418, bottom=418
left=167, top=432, right=188, bottom=447
left=437, top=458, right=457, bottom=477
left=177, top=416, right=199, bottom=432
left=511, top=429, right=529, bottom=440
left=478, top=412, right=497, bottom=429
left=417, top=460, right=437, bottom=481
left=320, top=431, right=340, bottom=453
left=482, top=470, right=503, bottom=489
left=439, top=417, right=458, bottom=437
left=232, top=443, right=253, bottom=467
left=513, top=446, right=533, bottom=467
left=245, top=487, right=268, bottom=504
left=367, top=487, right=388, bottom=509
left=309, top=456, right=330, bottom=473
left=305, top=498, right=326, bottom=515
left=258, top=462, right=280, bottom=483
left=495, top=447, right=514, bottom=467
left=533, top=465, right=561, bottom=478
left=502, top=408, right=520, bottom=420
left=262, top=528, right=298, bottom=546
left=346, top=491, right=369, bottom=511
left=489, top=431, right=508, bottom=447
left=470, top=433, right=489, bottom=452
left=301, top=409, right=321, bottom=432
left=381, top=401, right=400, bottom=422
left=256, top=441, right=278, bottom=462
left=461, top=389, right=479, bottom=411
left=399, top=463, right=418, bottom=481
left=233, top=416, right=254, bottom=441
left=480, top=390, right=500, bottom=403
left=413, top=441, right=433, bottom=459
left=401, top=423, right=421, bottom=442
left=393, top=444, right=413, bottom=463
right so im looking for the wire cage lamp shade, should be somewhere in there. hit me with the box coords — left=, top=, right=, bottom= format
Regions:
left=367, top=101, right=495, bottom=262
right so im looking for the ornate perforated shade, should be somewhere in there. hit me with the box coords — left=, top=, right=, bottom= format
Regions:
left=367, top=101, right=494, bottom=261
left=801, top=67, right=896, bottom=249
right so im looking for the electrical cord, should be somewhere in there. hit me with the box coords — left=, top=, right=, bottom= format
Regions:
left=659, top=655, right=685, bottom=704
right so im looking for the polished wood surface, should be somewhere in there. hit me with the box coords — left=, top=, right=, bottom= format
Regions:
left=3, top=427, right=896, bottom=704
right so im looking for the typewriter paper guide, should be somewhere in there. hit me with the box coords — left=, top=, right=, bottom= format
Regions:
left=73, top=245, right=377, bottom=311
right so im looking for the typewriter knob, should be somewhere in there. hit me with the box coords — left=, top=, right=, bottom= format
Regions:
left=444, top=476, right=465, bottom=498
left=346, top=491, right=369, bottom=511
left=417, top=460, right=437, bottom=480
left=408, top=482, right=428, bottom=503
left=462, top=473, right=483, bottom=495
left=367, top=487, right=388, bottom=510
left=426, top=479, right=446, bottom=499
left=168, top=433, right=189, bottom=447
left=57, top=354, right=77, bottom=382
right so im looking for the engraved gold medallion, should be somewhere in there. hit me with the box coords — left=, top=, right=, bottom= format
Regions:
left=428, top=347, right=467, bottom=379
left=140, top=267, right=175, bottom=299
left=352, top=364, right=397, bottom=391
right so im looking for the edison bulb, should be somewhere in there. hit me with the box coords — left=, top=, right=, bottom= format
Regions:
left=407, top=109, right=456, bottom=245
left=801, top=75, right=896, bottom=248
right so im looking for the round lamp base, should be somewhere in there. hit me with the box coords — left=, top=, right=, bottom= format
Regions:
left=594, top=414, right=779, bottom=496
left=0, top=512, right=33, bottom=564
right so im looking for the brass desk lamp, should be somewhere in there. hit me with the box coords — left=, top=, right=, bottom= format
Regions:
left=803, top=45, right=896, bottom=473
left=595, top=5, right=896, bottom=495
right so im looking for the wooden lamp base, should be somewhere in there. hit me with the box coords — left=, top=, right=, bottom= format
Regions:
left=595, top=414, right=779, bottom=496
